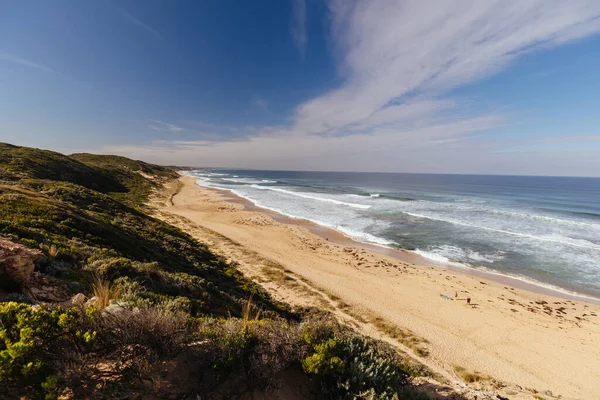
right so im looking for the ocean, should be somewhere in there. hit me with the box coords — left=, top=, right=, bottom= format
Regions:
left=186, top=170, right=600, bottom=299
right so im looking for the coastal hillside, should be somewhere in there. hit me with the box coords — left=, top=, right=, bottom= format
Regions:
left=0, top=143, right=432, bottom=399
left=0, top=142, right=178, bottom=206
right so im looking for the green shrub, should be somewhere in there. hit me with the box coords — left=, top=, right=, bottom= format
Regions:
left=302, top=339, right=344, bottom=375
left=303, top=332, right=410, bottom=399
left=40, top=375, right=61, bottom=400
left=195, top=317, right=306, bottom=391
left=0, top=302, right=94, bottom=398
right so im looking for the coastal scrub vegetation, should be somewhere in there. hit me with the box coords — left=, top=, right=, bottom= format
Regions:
left=0, top=143, right=432, bottom=399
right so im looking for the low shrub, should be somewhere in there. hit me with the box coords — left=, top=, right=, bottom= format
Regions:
left=93, top=305, right=189, bottom=355
left=194, top=316, right=306, bottom=392
left=0, top=302, right=95, bottom=399
left=302, top=332, right=410, bottom=399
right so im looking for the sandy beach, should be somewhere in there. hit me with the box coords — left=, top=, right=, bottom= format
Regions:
left=153, top=175, right=600, bottom=400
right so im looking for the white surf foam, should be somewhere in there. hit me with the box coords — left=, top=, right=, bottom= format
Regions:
left=403, top=211, right=600, bottom=251
left=413, top=248, right=600, bottom=301
left=249, top=185, right=372, bottom=209
left=335, top=226, right=396, bottom=247
left=476, top=266, right=600, bottom=302
left=413, top=249, right=465, bottom=267
left=193, top=176, right=600, bottom=301
left=420, top=244, right=505, bottom=264
left=222, top=177, right=265, bottom=184
left=198, top=180, right=392, bottom=247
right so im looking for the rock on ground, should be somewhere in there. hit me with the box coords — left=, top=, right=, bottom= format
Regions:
left=0, top=237, right=41, bottom=292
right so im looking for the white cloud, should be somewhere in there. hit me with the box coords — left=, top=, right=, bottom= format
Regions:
left=292, top=0, right=600, bottom=137
left=109, top=113, right=505, bottom=169
left=102, top=125, right=600, bottom=176
left=147, top=119, right=184, bottom=132
left=120, top=1, right=600, bottom=175
left=0, top=50, right=54, bottom=73
left=291, top=0, right=307, bottom=56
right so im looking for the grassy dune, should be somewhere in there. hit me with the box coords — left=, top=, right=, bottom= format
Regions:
left=0, top=143, right=431, bottom=399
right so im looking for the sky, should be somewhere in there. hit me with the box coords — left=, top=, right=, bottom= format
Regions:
left=1, top=0, right=600, bottom=176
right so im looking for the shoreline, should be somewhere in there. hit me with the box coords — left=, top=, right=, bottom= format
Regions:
left=203, top=179, right=600, bottom=305
left=158, top=175, right=600, bottom=399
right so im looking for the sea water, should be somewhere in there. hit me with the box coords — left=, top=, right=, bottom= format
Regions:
left=187, top=170, right=600, bottom=299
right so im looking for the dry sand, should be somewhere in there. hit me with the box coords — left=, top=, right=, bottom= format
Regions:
left=152, top=175, right=600, bottom=400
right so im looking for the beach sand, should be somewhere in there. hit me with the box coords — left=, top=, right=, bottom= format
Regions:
left=152, top=175, right=600, bottom=400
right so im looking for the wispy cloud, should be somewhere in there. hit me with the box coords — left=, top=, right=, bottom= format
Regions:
left=117, top=8, right=168, bottom=43
left=291, top=0, right=307, bottom=56
left=185, top=120, right=246, bottom=133
left=147, top=119, right=184, bottom=132
left=290, top=0, right=600, bottom=138
left=0, top=50, right=54, bottom=73
left=119, top=1, right=600, bottom=175
left=251, top=96, right=269, bottom=111
left=496, top=135, right=600, bottom=153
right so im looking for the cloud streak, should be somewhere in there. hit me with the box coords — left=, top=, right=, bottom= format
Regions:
left=118, top=8, right=168, bottom=43
left=291, top=0, right=307, bottom=56
left=148, top=119, right=184, bottom=132
left=0, top=50, right=55, bottom=73
left=121, top=0, right=600, bottom=175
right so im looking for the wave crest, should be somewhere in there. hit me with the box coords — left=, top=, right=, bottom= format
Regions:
left=249, top=185, right=371, bottom=209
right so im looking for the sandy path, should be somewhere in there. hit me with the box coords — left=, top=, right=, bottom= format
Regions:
left=152, top=176, right=600, bottom=400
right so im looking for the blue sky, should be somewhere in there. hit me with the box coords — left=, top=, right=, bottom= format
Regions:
left=1, top=0, right=600, bottom=176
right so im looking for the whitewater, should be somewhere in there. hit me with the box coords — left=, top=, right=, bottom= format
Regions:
left=187, top=170, right=600, bottom=299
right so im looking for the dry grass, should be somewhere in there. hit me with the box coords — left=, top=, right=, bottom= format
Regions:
left=242, top=294, right=262, bottom=329
left=322, top=290, right=353, bottom=312
left=257, top=265, right=334, bottom=311
left=260, top=266, right=287, bottom=285
left=343, top=308, right=369, bottom=324
left=260, top=266, right=319, bottom=297
left=325, top=291, right=342, bottom=303
left=41, top=243, right=61, bottom=258
left=91, top=275, right=121, bottom=310
left=452, top=365, right=491, bottom=383
left=48, top=244, right=60, bottom=258
left=370, top=316, right=430, bottom=357
left=94, top=306, right=189, bottom=353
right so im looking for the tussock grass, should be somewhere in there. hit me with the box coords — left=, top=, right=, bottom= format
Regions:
left=47, top=244, right=60, bottom=258
left=91, top=275, right=121, bottom=310
left=242, top=294, right=262, bottom=329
